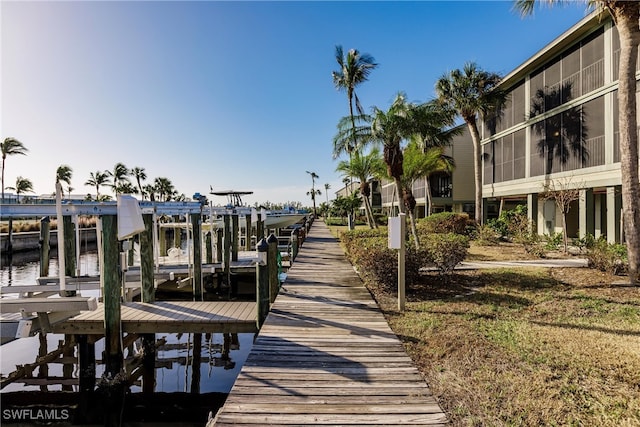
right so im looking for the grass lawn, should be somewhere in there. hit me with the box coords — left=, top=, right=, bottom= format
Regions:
left=329, top=223, right=640, bottom=425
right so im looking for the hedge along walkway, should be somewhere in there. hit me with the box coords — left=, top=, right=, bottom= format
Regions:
left=212, top=221, right=448, bottom=426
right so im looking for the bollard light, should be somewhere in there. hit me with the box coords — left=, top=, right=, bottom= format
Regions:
left=256, top=238, right=268, bottom=265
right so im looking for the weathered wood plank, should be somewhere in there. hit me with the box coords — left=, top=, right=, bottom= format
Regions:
left=212, top=222, right=447, bottom=426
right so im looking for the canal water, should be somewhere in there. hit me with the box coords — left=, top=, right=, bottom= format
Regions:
left=0, top=250, right=255, bottom=425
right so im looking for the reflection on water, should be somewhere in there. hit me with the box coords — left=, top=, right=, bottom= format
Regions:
left=1, top=251, right=255, bottom=424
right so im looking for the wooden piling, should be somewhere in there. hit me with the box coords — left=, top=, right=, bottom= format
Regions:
left=141, top=214, right=155, bottom=304
left=62, top=334, right=74, bottom=391
left=231, top=214, right=239, bottom=262
left=256, top=218, right=264, bottom=243
left=267, top=234, right=279, bottom=304
left=190, top=333, right=202, bottom=394
left=6, top=218, right=13, bottom=253
left=291, top=229, right=299, bottom=261
left=223, top=215, right=231, bottom=284
left=244, top=214, right=252, bottom=250
left=77, top=334, right=96, bottom=423
left=173, top=215, right=182, bottom=249
left=205, top=231, right=212, bottom=264
left=39, top=216, right=50, bottom=277
left=216, top=229, right=223, bottom=263
left=256, top=239, right=269, bottom=328
left=63, top=215, right=76, bottom=277
left=141, top=334, right=155, bottom=395
left=191, top=213, right=202, bottom=300
left=101, top=215, right=123, bottom=377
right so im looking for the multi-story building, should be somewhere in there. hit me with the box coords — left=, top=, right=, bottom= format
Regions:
left=481, top=10, right=639, bottom=243
left=379, top=125, right=476, bottom=218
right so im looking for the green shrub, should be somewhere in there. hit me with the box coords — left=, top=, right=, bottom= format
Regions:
left=587, top=239, right=628, bottom=275
left=417, top=212, right=471, bottom=235
left=486, top=205, right=533, bottom=243
left=544, top=232, right=563, bottom=251
left=474, top=223, right=500, bottom=246
left=422, top=233, right=469, bottom=275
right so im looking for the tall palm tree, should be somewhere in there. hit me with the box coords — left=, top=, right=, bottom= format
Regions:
left=370, top=93, right=414, bottom=214
left=85, top=170, right=110, bottom=200
left=324, top=183, right=331, bottom=206
left=436, top=62, right=506, bottom=224
left=6, top=176, right=34, bottom=203
left=514, top=0, right=640, bottom=283
left=142, top=183, right=156, bottom=202
left=56, top=164, right=73, bottom=185
left=336, top=148, right=385, bottom=229
left=2, top=137, right=28, bottom=203
left=109, top=162, right=130, bottom=195
left=131, top=166, right=147, bottom=198
left=332, top=46, right=378, bottom=161
left=153, top=177, right=174, bottom=202
left=306, top=171, right=320, bottom=217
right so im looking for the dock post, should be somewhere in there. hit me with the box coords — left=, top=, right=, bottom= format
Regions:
left=173, top=215, right=182, bottom=249
left=256, top=218, right=264, bottom=243
left=231, top=214, right=239, bottom=262
left=191, top=333, right=202, bottom=394
left=267, top=234, right=279, bottom=304
left=63, top=215, right=76, bottom=278
left=205, top=231, right=213, bottom=264
left=6, top=218, right=13, bottom=253
left=216, top=229, right=223, bottom=263
left=256, top=239, right=269, bottom=328
left=141, top=333, right=155, bottom=395
left=100, top=214, right=126, bottom=427
left=77, top=334, right=96, bottom=424
left=244, top=214, right=252, bottom=250
left=291, top=229, right=299, bottom=261
left=223, top=215, right=231, bottom=287
left=191, top=213, right=202, bottom=300
left=141, top=214, right=155, bottom=303
left=159, top=224, right=167, bottom=258
left=39, top=216, right=51, bottom=277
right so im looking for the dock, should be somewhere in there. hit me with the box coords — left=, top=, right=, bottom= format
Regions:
left=212, top=222, right=447, bottom=426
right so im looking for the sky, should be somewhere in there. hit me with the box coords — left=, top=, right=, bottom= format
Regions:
left=1, top=0, right=593, bottom=207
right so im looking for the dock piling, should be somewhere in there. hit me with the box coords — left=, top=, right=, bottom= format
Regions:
left=39, top=216, right=50, bottom=277
left=256, top=239, right=269, bottom=328
left=267, top=233, right=279, bottom=304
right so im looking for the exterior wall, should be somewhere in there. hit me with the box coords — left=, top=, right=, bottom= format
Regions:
left=481, top=11, right=639, bottom=242
left=379, top=124, right=475, bottom=216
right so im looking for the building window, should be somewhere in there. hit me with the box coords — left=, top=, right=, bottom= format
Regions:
left=430, top=173, right=452, bottom=198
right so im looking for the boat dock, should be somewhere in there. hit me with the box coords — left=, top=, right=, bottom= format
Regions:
left=211, top=222, right=447, bottom=426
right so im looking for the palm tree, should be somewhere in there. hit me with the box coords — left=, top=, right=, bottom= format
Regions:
left=56, top=165, right=73, bottom=187
left=336, top=148, right=385, bottom=229
left=332, top=46, right=378, bottom=159
left=436, top=62, right=506, bottom=224
left=306, top=188, right=321, bottom=215
left=131, top=166, right=147, bottom=198
left=306, top=171, right=320, bottom=216
left=85, top=170, right=110, bottom=200
left=115, top=182, right=138, bottom=195
left=109, top=162, right=130, bottom=195
left=2, top=137, right=28, bottom=203
left=6, top=176, right=34, bottom=203
left=324, top=183, right=331, bottom=206
left=370, top=93, right=414, bottom=215
left=514, top=0, right=640, bottom=284
left=153, top=177, right=174, bottom=202
left=142, top=183, right=156, bottom=201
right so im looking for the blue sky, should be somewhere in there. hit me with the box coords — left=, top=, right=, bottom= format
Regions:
left=1, top=1, right=591, bottom=207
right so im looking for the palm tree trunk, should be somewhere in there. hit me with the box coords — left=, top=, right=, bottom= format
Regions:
left=614, top=8, right=640, bottom=284
left=425, top=176, right=433, bottom=217
left=408, top=208, right=420, bottom=249
left=394, top=178, right=405, bottom=214
left=466, top=118, right=483, bottom=224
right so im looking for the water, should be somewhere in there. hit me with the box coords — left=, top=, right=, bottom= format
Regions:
left=0, top=251, right=255, bottom=424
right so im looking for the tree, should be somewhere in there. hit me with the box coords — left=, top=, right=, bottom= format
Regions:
left=514, top=0, right=640, bottom=283
left=324, top=183, right=331, bottom=206
left=131, top=166, right=147, bottom=198
left=332, top=193, right=362, bottom=226
left=85, top=170, right=110, bottom=200
left=306, top=171, right=320, bottom=217
left=336, top=148, right=385, bottom=229
left=540, top=177, right=583, bottom=254
left=370, top=93, right=414, bottom=214
left=2, top=137, right=28, bottom=203
left=115, top=182, right=138, bottom=195
left=332, top=46, right=378, bottom=162
left=436, top=62, right=506, bottom=224
left=56, top=165, right=73, bottom=187
left=6, top=176, right=34, bottom=203
left=109, top=162, right=130, bottom=195
left=153, top=177, right=174, bottom=202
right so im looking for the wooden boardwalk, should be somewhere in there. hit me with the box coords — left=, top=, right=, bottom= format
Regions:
left=51, top=301, right=257, bottom=334
left=212, top=222, right=447, bottom=426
